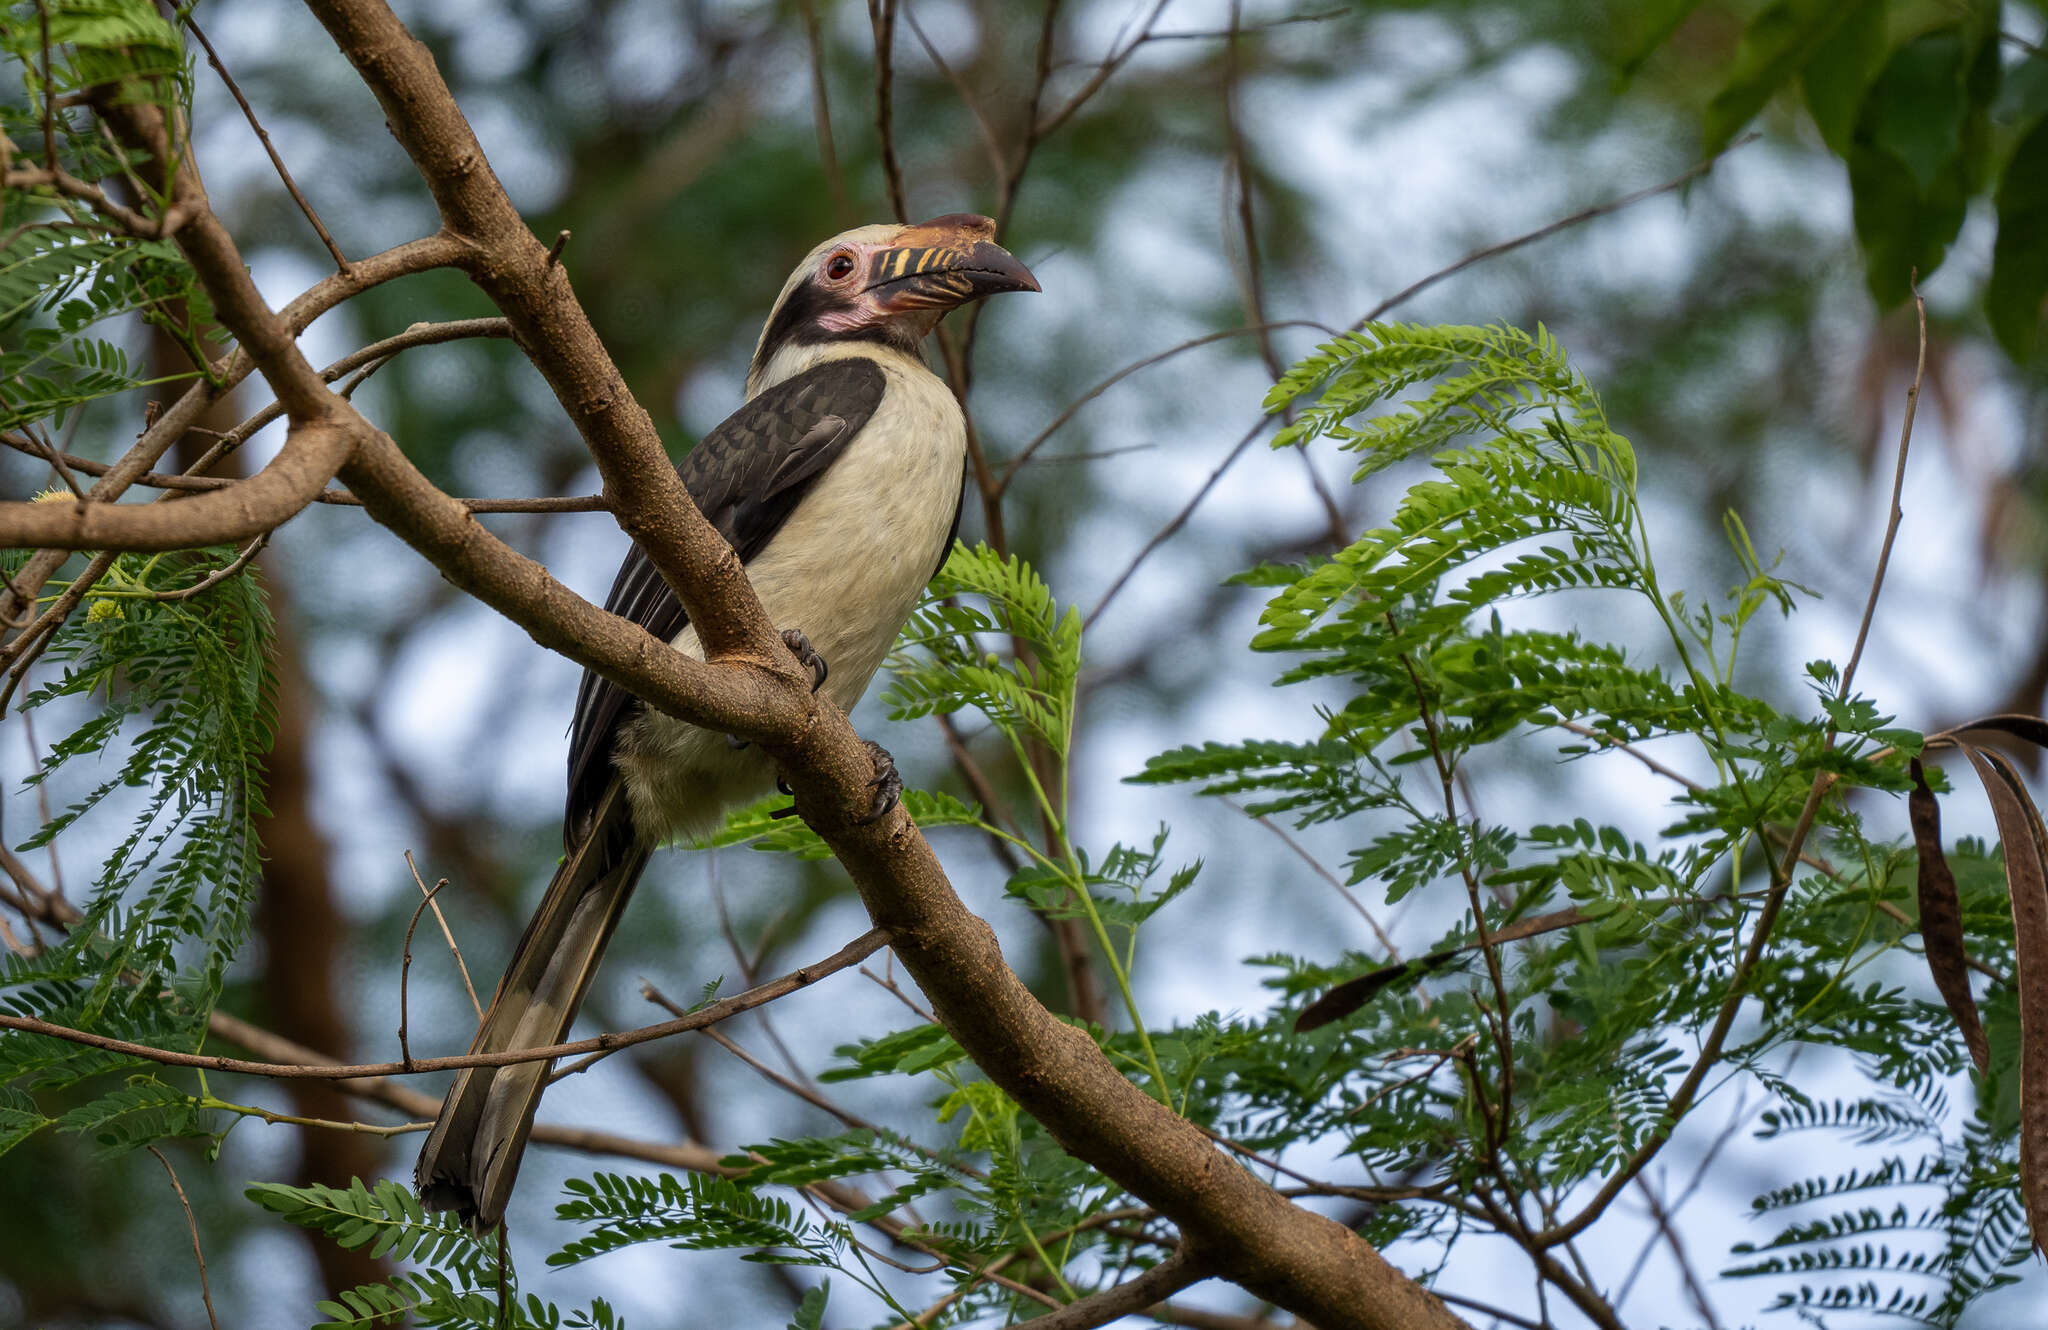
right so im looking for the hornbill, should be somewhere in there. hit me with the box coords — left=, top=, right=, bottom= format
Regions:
left=415, top=215, right=1038, bottom=1230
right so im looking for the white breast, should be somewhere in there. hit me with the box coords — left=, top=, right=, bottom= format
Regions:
left=616, top=343, right=965, bottom=842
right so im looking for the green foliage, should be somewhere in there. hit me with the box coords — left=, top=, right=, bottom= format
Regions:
left=1131, top=321, right=2026, bottom=1320
left=0, top=0, right=215, bottom=408
left=246, top=1178, right=630, bottom=1329
left=15, top=547, right=275, bottom=1015
left=311, top=322, right=2028, bottom=1326
left=0, top=9, right=265, bottom=1161
left=703, top=789, right=984, bottom=858
left=1637, top=0, right=2047, bottom=346
left=887, top=544, right=1083, bottom=759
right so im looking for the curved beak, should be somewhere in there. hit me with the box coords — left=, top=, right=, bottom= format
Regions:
left=865, top=213, right=1040, bottom=313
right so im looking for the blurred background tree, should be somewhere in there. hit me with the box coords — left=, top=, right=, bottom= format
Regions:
left=2, top=0, right=2046, bottom=1326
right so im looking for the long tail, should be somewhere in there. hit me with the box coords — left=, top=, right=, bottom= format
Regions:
left=415, top=779, right=651, bottom=1230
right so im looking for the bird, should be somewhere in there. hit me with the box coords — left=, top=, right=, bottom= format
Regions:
left=415, top=214, right=1038, bottom=1230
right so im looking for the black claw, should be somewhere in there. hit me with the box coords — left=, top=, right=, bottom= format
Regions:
left=858, top=740, right=903, bottom=825
left=726, top=734, right=749, bottom=750
left=781, top=628, right=828, bottom=693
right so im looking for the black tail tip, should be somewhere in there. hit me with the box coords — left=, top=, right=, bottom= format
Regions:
left=418, top=1175, right=490, bottom=1232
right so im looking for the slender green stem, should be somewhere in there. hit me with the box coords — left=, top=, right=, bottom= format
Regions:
left=1002, top=725, right=1172, bottom=1105
left=1018, top=1221, right=1079, bottom=1301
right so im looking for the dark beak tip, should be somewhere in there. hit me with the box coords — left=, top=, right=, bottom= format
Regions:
left=970, top=241, right=1040, bottom=296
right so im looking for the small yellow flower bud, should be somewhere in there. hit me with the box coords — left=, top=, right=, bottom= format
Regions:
left=86, top=598, right=124, bottom=624
left=31, top=487, right=78, bottom=503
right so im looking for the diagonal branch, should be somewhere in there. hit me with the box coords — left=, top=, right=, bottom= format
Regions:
left=0, top=927, right=891, bottom=1080
left=300, top=0, right=785, bottom=670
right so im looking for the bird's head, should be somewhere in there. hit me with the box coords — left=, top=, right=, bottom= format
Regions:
left=749, top=214, right=1038, bottom=393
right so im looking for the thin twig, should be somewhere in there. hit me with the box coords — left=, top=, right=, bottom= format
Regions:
left=1083, top=134, right=1765, bottom=645
left=795, top=0, right=854, bottom=225
left=37, top=2, right=59, bottom=172
left=178, top=317, right=514, bottom=479
left=1220, top=2, right=1343, bottom=545
left=902, top=2, right=1007, bottom=185
left=0, top=436, right=607, bottom=511
left=1223, top=797, right=1398, bottom=958
left=1, top=929, right=893, bottom=1080
left=406, top=850, right=481, bottom=1019
left=868, top=0, right=909, bottom=221
left=398, top=872, right=451, bottom=1069
left=1148, top=9, right=1351, bottom=41
left=140, top=532, right=267, bottom=601
left=180, top=10, right=349, bottom=270
left=1352, top=134, right=1760, bottom=330
left=861, top=962, right=938, bottom=1024
left=1840, top=275, right=1925, bottom=698
left=1085, top=417, right=1271, bottom=630
left=1033, top=0, right=1175, bottom=142
left=997, top=321, right=1332, bottom=494
left=1634, top=1171, right=1720, bottom=1328
left=148, top=1146, right=221, bottom=1330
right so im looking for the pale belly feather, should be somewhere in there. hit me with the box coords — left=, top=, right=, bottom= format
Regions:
left=615, top=347, right=964, bottom=842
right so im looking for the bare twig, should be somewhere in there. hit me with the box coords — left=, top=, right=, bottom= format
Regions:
left=1840, top=276, right=1925, bottom=697
left=147, top=1146, right=221, bottom=1330
left=177, top=316, right=515, bottom=479
left=1, top=928, right=892, bottom=1080
left=1148, top=9, right=1351, bottom=41
left=997, top=321, right=1332, bottom=494
left=1082, top=135, right=1765, bottom=636
left=861, top=962, right=938, bottom=1024
left=406, top=850, right=481, bottom=1019
left=398, top=871, right=451, bottom=1069
left=1084, top=417, right=1271, bottom=630
left=1430, top=1292, right=1547, bottom=1330
left=1034, top=0, right=1175, bottom=142
left=795, top=0, right=854, bottom=225
left=1634, top=1172, right=1719, bottom=1328
left=37, top=1, right=57, bottom=171
left=1225, top=797, right=1399, bottom=958
left=868, top=0, right=909, bottom=221
left=902, top=2, right=1007, bottom=185
left=180, top=10, right=350, bottom=270
left=1351, top=134, right=1760, bottom=330
left=140, top=532, right=267, bottom=601
left=1009, top=1247, right=1211, bottom=1330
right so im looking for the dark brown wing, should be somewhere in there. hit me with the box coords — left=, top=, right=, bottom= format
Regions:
left=564, top=357, right=888, bottom=843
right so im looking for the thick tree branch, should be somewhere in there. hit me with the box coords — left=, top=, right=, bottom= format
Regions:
left=0, top=416, right=356, bottom=549
left=300, top=0, right=781, bottom=669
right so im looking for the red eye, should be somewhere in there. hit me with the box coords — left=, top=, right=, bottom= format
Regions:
left=825, top=253, right=856, bottom=280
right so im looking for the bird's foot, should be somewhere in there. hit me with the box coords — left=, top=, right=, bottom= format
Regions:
left=733, top=633, right=826, bottom=752
left=781, top=628, right=829, bottom=693
left=765, top=744, right=900, bottom=823
left=859, top=740, right=903, bottom=825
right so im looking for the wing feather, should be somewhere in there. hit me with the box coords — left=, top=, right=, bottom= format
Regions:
left=564, top=357, right=888, bottom=842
